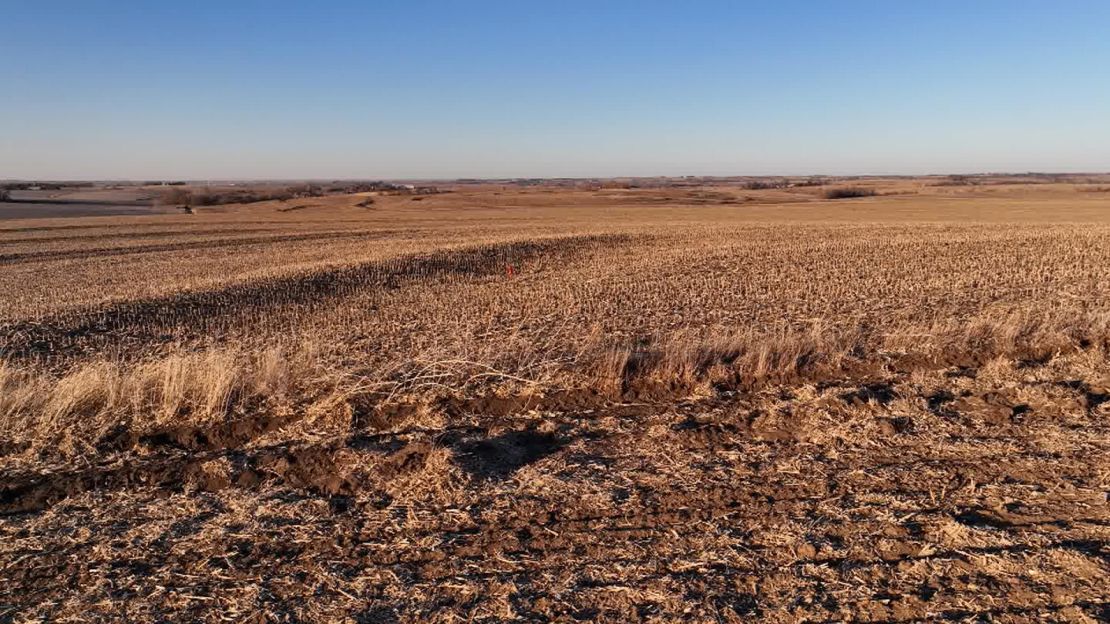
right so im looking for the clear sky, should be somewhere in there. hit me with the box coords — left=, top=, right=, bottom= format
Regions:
left=2, top=0, right=1108, bottom=180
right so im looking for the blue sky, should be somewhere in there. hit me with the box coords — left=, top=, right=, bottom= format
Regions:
left=2, top=0, right=1108, bottom=179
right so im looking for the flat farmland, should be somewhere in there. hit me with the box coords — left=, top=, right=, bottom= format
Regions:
left=1, top=180, right=1109, bottom=622
left=0, top=187, right=173, bottom=220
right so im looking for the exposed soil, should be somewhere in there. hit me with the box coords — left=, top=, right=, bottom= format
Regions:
left=2, top=353, right=1107, bottom=622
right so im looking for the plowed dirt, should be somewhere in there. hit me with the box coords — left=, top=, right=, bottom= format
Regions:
left=3, top=354, right=1107, bottom=622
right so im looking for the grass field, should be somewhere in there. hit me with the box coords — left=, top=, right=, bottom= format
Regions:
left=2, top=178, right=1109, bottom=622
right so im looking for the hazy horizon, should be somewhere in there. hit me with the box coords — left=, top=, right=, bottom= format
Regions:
left=5, top=170, right=1110, bottom=184
left=4, top=0, right=1109, bottom=180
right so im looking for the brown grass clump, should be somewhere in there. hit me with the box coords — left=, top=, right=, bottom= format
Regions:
left=0, top=343, right=327, bottom=461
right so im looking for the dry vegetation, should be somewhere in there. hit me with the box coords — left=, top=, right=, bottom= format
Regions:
left=1, top=178, right=1109, bottom=622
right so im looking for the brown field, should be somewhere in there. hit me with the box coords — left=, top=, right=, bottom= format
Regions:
left=2, top=178, right=1110, bottom=622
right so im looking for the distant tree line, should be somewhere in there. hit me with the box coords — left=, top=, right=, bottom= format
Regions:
left=1, top=182, right=91, bottom=191
left=740, top=179, right=789, bottom=190
left=740, top=177, right=827, bottom=190
left=158, top=184, right=323, bottom=207
left=158, top=181, right=442, bottom=207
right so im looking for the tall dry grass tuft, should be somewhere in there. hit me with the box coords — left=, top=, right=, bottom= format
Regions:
left=0, top=342, right=329, bottom=461
left=5, top=309, right=1109, bottom=462
left=0, top=362, right=49, bottom=431
left=137, top=350, right=241, bottom=426
left=600, top=323, right=867, bottom=391
left=584, top=310, right=1110, bottom=395
left=884, top=309, right=1110, bottom=364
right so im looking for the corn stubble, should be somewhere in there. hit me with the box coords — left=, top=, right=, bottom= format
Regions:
left=1, top=184, right=1108, bottom=622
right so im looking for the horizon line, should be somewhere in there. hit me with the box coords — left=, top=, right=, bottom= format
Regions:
left=5, top=170, right=1110, bottom=184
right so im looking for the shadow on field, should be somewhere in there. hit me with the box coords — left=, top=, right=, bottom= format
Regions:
left=453, top=429, right=567, bottom=480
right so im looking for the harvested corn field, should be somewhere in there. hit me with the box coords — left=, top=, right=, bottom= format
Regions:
left=2, top=181, right=1109, bottom=622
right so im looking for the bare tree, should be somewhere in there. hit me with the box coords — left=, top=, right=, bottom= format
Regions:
left=159, top=187, right=193, bottom=206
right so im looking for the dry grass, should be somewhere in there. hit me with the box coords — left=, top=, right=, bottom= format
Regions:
left=2, top=178, right=1110, bottom=621
left=0, top=343, right=329, bottom=462
left=3, top=195, right=1110, bottom=457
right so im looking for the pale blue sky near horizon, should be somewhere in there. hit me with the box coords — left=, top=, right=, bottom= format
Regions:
left=2, top=0, right=1108, bottom=180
